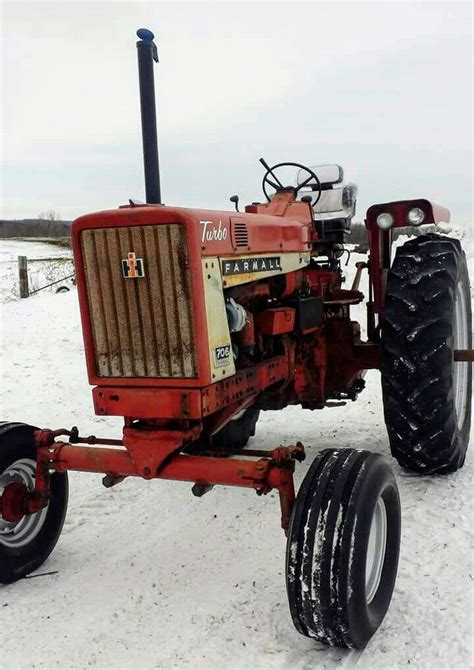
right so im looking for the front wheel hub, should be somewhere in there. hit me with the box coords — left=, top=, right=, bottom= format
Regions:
left=0, top=481, right=29, bottom=523
left=0, top=458, right=49, bottom=549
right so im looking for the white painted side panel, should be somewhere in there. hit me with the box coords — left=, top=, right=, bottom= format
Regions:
left=201, top=257, right=235, bottom=382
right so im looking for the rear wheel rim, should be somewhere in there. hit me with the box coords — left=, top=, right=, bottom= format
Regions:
left=0, top=459, right=48, bottom=548
left=365, top=496, right=387, bottom=604
left=453, top=283, right=469, bottom=430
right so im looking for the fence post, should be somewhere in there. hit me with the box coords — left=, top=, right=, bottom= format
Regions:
left=18, top=256, right=29, bottom=298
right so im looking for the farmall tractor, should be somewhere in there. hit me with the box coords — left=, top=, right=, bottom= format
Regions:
left=1, top=29, right=472, bottom=650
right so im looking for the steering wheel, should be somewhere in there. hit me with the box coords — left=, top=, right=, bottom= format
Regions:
left=261, top=159, right=322, bottom=204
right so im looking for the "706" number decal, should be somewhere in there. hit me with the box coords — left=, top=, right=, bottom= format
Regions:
left=214, top=344, right=232, bottom=367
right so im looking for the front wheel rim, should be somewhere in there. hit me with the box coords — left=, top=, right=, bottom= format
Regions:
left=365, top=496, right=387, bottom=604
left=0, top=459, right=48, bottom=548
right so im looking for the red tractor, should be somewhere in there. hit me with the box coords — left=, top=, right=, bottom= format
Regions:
left=1, top=29, right=472, bottom=649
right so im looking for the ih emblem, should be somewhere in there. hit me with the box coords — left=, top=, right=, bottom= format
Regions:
left=122, top=251, right=145, bottom=278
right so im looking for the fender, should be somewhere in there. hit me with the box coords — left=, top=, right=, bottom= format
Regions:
left=365, top=198, right=451, bottom=314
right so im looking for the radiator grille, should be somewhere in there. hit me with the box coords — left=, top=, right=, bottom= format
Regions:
left=81, top=224, right=197, bottom=378
left=232, top=222, right=249, bottom=248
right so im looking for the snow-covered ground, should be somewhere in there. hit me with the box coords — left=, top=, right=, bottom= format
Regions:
left=0, top=238, right=73, bottom=302
left=0, top=229, right=473, bottom=669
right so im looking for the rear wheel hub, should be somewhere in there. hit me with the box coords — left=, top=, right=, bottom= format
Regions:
left=453, top=283, right=469, bottom=429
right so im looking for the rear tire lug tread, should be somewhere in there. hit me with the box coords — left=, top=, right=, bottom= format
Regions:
left=381, top=234, right=471, bottom=474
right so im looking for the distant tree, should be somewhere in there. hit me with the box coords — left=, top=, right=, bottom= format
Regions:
left=38, top=210, right=62, bottom=221
left=35, top=210, right=64, bottom=237
left=349, top=222, right=368, bottom=245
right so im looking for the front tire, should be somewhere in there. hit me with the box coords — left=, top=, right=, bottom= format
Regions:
left=286, top=449, right=401, bottom=649
left=210, top=408, right=260, bottom=450
left=381, top=234, right=472, bottom=473
left=0, top=423, right=68, bottom=584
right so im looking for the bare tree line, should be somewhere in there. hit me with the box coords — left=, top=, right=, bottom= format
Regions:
left=348, top=222, right=439, bottom=252
left=0, top=211, right=71, bottom=238
left=0, top=216, right=437, bottom=247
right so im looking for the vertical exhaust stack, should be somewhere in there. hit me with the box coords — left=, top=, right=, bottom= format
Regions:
left=136, top=28, right=161, bottom=204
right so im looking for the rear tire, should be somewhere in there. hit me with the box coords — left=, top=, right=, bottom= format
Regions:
left=381, top=234, right=472, bottom=473
left=0, top=422, right=68, bottom=584
left=286, top=448, right=401, bottom=649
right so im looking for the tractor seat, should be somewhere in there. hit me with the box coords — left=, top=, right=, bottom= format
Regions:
left=296, top=164, right=358, bottom=242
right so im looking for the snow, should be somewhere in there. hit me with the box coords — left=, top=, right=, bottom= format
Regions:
left=0, top=231, right=473, bottom=669
left=0, top=238, right=73, bottom=302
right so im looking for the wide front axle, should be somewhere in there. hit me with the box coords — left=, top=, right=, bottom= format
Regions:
left=0, top=428, right=305, bottom=533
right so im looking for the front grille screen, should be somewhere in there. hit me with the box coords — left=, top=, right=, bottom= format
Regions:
left=81, top=224, right=197, bottom=378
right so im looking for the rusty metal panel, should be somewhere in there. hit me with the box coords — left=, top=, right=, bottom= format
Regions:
left=81, top=225, right=197, bottom=378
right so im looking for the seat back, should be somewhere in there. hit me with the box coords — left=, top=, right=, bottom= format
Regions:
left=295, top=164, right=357, bottom=221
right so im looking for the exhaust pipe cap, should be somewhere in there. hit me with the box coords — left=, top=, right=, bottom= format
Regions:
left=137, top=28, right=155, bottom=41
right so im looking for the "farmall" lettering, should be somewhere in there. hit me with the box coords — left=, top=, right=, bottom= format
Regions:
left=222, top=256, right=282, bottom=276
left=200, top=220, right=228, bottom=244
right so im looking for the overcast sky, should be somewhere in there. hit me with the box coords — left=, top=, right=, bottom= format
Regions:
left=1, top=1, right=472, bottom=223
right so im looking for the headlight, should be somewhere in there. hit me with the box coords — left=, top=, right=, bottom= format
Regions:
left=376, top=212, right=394, bottom=230
left=407, top=207, right=425, bottom=226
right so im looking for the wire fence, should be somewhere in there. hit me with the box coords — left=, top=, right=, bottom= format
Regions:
left=18, top=255, right=75, bottom=298
left=29, top=272, right=76, bottom=295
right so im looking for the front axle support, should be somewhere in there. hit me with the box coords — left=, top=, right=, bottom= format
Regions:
left=0, top=428, right=305, bottom=534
